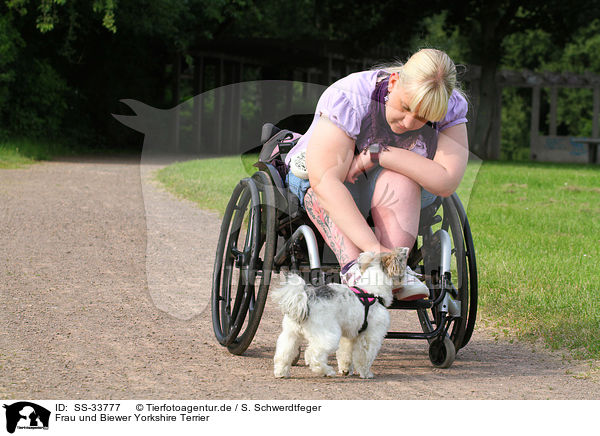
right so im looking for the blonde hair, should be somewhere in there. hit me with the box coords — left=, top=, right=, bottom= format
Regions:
left=384, top=49, right=459, bottom=122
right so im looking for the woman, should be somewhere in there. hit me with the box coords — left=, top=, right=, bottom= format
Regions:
left=285, top=48, right=469, bottom=300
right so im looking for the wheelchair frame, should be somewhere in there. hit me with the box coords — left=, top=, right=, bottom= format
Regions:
left=211, top=125, right=478, bottom=368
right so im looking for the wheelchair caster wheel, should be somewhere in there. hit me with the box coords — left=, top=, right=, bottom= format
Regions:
left=429, top=336, right=456, bottom=368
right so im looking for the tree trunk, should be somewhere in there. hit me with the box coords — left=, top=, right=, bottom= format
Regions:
left=470, top=1, right=506, bottom=160
left=472, top=58, right=500, bottom=160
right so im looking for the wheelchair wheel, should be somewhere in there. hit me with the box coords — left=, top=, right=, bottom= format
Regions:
left=428, top=336, right=456, bottom=369
left=416, top=194, right=475, bottom=359
left=450, top=193, right=478, bottom=349
left=211, top=171, right=276, bottom=355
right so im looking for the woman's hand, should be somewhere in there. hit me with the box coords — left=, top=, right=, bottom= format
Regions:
left=345, top=150, right=376, bottom=183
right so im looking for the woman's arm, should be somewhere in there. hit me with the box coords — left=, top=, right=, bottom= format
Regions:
left=306, top=117, right=390, bottom=253
left=378, top=123, right=469, bottom=197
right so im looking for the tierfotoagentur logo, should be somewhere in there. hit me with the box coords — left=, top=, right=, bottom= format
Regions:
left=3, top=402, right=50, bottom=434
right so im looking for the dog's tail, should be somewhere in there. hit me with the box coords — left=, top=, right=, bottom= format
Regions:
left=270, top=273, right=309, bottom=323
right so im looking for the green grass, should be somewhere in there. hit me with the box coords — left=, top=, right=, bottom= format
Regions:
left=467, top=161, right=600, bottom=358
left=156, top=157, right=600, bottom=359
left=0, top=138, right=78, bottom=168
left=155, top=154, right=259, bottom=214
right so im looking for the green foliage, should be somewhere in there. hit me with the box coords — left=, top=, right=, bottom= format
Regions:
left=500, top=88, right=530, bottom=160
left=6, top=0, right=117, bottom=33
left=0, top=19, right=19, bottom=138
left=0, top=136, right=78, bottom=167
left=1, top=0, right=600, bottom=155
left=409, top=12, right=469, bottom=65
left=501, top=28, right=557, bottom=70
left=3, top=58, right=68, bottom=139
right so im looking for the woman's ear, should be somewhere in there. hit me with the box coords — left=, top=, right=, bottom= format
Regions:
left=388, top=72, right=399, bottom=90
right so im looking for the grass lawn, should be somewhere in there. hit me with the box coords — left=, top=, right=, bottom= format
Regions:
left=468, top=161, right=600, bottom=358
left=0, top=138, right=80, bottom=168
left=156, top=156, right=600, bottom=359
left=154, top=154, right=260, bottom=215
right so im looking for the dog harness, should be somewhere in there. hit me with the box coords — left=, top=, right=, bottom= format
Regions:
left=351, top=287, right=385, bottom=334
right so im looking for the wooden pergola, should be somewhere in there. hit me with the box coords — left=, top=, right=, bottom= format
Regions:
left=464, top=67, right=600, bottom=162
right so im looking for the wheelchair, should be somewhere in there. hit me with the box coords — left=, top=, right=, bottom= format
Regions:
left=211, top=123, right=478, bottom=368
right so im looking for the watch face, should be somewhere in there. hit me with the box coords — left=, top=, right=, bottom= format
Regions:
left=369, top=143, right=382, bottom=154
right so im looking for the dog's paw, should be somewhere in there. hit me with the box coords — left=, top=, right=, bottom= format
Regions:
left=274, top=367, right=291, bottom=378
left=324, top=368, right=336, bottom=377
left=338, top=367, right=353, bottom=376
left=358, top=371, right=374, bottom=379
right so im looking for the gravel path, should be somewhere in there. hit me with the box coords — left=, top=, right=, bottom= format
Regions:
left=0, top=156, right=598, bottom=400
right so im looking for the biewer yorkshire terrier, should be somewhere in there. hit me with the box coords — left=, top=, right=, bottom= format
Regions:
left=271, top=247, right=408, bottom=379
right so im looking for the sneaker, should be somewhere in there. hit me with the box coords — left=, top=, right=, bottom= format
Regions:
left=339, top=260, right=360, bottom=287
left=392, top=266, right=429, bottom=301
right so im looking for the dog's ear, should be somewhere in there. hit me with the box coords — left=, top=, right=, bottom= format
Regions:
left=381, top=247, right=409, bottom=277
left=358, top=251, right=377, bottom=274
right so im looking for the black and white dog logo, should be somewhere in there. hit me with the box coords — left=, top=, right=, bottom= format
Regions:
left=3, top=402, right=50, bottom=434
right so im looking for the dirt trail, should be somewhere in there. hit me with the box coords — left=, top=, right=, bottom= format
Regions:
left=0, top=156, right=598, bottom=400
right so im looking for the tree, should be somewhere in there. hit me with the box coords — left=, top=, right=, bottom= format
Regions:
left=437, top=0, right=600, bottom=159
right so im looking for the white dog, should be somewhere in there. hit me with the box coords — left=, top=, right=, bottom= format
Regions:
left=271, top=247, right=408, bottom=379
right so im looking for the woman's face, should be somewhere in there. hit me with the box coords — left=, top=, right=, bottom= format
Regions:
left=385, top=73, right=428, bottom=134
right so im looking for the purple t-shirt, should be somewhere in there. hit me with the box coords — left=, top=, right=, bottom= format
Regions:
left=285, top=70, right=468, bottom=165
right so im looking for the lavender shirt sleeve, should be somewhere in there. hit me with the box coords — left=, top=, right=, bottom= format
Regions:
left=438, top=90, right=468, bottom=131
left=315, top=86, right=363, bottom=139
left=284, top=71, right=375, bottom=165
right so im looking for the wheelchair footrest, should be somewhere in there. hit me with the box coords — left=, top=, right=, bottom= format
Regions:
left=388, top=299, right=433, bottom=310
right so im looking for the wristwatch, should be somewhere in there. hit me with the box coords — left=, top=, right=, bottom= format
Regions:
left=368, top=143, right=382, bottom=163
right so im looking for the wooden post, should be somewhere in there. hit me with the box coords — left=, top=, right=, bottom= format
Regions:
left=468, top=77, right=480, bottom=146
left=227, top=61, right=240, bottom=154
left=593, top=86, right=599, bottom=138
left=549, top=86, right=558, bottom=136
left=303, top=71, right=309, bottom=99
left=490, top=85, right=502, bottom=159
left=215, top=56, right=224, bottom=155
left=172, top=52, right=181, bottom=154
left=236, top=62, right=243, bottom=151
left=286, top=71, right=294, bottom=115
left=530, top=86, right=541, bottom=159
left=192, top=56, right=204, bottom=151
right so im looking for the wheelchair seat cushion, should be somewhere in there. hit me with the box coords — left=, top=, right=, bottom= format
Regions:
left=286, top=171, right=311, bottom=208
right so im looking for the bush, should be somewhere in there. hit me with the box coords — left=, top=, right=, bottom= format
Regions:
left=4, top=58, right=68, bottom=139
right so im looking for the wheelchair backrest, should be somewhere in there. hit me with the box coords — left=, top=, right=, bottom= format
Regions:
left=258, top=127, right=302, bottom=164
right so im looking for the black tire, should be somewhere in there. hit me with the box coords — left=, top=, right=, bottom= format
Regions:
left=428, top=335, right=456, bottom=368
left=450, top=193, right=478, bottom=349
left=211, top=171, right=276, bottom=355
left=417, top=195, right=470, bottom=351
